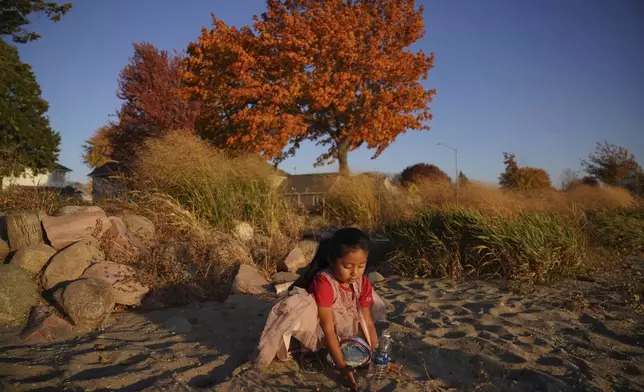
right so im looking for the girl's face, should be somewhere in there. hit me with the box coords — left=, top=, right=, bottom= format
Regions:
left=333, top=249, right=368, bottom=284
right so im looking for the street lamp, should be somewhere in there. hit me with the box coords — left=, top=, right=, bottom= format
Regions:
left=437, top=143, right=459, bottom=202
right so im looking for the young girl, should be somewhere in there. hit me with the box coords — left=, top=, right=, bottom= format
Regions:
left=256, top=228, right=387, bottom=388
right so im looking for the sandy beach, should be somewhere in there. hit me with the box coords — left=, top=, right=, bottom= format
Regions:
left=1, top=261, right=642, bottom=392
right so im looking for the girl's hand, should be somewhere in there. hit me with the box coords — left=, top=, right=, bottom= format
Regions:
left=339, top=365, right=358, bottom=391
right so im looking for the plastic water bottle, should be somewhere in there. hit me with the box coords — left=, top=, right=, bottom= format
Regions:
left=370, top=332, right=392, bottom=379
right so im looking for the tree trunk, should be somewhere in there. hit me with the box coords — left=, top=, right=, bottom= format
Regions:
left=338, top=139, right=350, bottom=175
left=6, top=212, right=44, bottom=250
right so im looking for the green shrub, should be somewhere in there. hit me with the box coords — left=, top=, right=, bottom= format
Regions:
left=384, top=206, right=587, bottom=283
left=587, top=209, right=644, bottom=256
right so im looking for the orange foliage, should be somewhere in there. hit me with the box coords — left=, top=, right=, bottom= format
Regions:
left=82, top=123, right=117, bottom=169
left=184, top=0, right=435, bottom=173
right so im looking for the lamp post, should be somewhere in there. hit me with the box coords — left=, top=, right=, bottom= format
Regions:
left=437, top=143, right=459, bottom=202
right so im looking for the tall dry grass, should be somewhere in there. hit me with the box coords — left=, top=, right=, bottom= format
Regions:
left=326, top=175, right=638, bottom=229
left=325, top=174, right=641, bottom=284
left=132, top=131, right=303, bottom=238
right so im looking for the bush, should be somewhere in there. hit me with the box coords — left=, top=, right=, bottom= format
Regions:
left=587, top=209, right=644, bottom=256
left=133, top=131, right=301, bottom=237
left=400, top=163, right=451, bottom=187
left=384, top=205, right=587, bottom=283
left=0, top=186, right=84, bottom=214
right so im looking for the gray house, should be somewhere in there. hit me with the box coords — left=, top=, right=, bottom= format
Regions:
left=88, top=161, right=126, bottom=201
left=280, top=173, right=340, bottom=211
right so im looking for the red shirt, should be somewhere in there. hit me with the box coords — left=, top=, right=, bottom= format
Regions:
left=308, top=274, right=374, bottom=308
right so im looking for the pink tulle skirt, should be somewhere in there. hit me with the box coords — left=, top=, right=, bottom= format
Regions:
left=256, top=287, right=388, bottom=368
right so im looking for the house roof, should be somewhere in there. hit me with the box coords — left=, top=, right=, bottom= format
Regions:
left=55, top=163, right=72, bottom=172
left=87, top=161, right=123, bottom=177
left=280, top=173, right=339, bottom=194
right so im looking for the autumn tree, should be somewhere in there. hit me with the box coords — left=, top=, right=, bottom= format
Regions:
left=581, top=141, right=640, bottom=186
left=457, top=171, right=470, bottom=187
left=1, top=40, right=60, bottom=178
left=1, top=0, right=72, bottom=43
left=498, top=153, right=520, bottom=189
left=82, top=123, right=116, bottom=169
left=185, top=0, right=435, bottom=174
left=499, top=153, right=552, bottom=191
left=102, top=42, right=200, bottom=166
left=400, top=163, right=450, bottom=186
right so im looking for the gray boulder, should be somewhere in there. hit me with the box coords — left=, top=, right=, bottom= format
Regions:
left=20, top=306, right=73, bottom=344
left=42, top=237, right=105, bottom=290
left=120, top=214, right=155, bottom=241
left=57, top=205, right=105, bottom=216
left=81, top=261, right=149, bottom=306
left=0, top=238, right=9, bottom=262
left=231, top=264, right=273, bottom=295
left=270, top=271, right=300, bottom=284
left=0, top=264, right=40, bottom=326
left=277, top=240, right=318, bottom=273
left=61, top=278, right=115, bottom=331
left=368, top=271, right=385, bottom=283
left=42, top=210, right=110, bottom=250
left=10, top=243, right=57, bottom=276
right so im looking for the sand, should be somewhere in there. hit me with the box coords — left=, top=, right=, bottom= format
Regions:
left=1, top=261, right=642, bottom=391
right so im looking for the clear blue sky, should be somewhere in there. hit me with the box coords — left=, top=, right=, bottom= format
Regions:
left=15, top=0, right=644, bottom=184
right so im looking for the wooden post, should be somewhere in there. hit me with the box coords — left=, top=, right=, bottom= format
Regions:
left=6, top=212, right=43, bottom=250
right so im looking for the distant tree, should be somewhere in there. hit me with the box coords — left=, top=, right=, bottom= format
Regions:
left=560, top=168, right=581, bottom=190
left=517, top=167, right=552, bottom=191
left=0, top=40, right=60, bottom=178
left=499, top=153, right=520, bottom=189
left=110, top=42, right=199, bottom=166
left=0, top=0, right=72, bottom=43
left=82, top=123, right=116, bottom=169
left=581, top=176, right=600, bottom=187
left=400, top=163, right=451, bottom=186
left=457, top=171, right=469, bottom=186
left=184, top=0, right=435, bottom=174
left=581, top=141, right=640, bottom=186
left=499, top=152, right=552, bottom=191
left=622, top=169, right=644, bottom=196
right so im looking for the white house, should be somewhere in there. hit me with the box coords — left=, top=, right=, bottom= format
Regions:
left=1, top=164, right=72, bottom=190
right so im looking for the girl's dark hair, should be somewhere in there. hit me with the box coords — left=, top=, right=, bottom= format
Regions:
left=295, top=228, right=371, bottom=289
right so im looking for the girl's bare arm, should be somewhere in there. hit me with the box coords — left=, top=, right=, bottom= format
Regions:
left=318, top=306, right=345, bottom=366
left=362, top=305, right=378, bottom=350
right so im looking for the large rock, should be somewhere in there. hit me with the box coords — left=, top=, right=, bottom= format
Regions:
left=10, top=243, right=57, bottom=276
left=20, top=306, right=73, bottom=344
left=233, top=222, right=254, bottom=242
left=0, top=264, right=40, bottom=326
left=57, top=205, right=105, bottom=216
left=368, top=271, right=385, bottom=283
left=42, top=210, right=110, bottom=250
left=231, top=264, right=273, bottom=295
left=277, top=240, right=318, bottom=273
left=42, top=238, right=105, bottom=290
left=60, top=278, right=115, bottom=331
left=81, top=261, right=149, bottom=306
left=270, top=271, right=301, bottom=284
left=0, top=238, right=9, bottom=262
left=120, top=214, right=155, bottom=241
left=103, top=216, right=132, bottom=248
